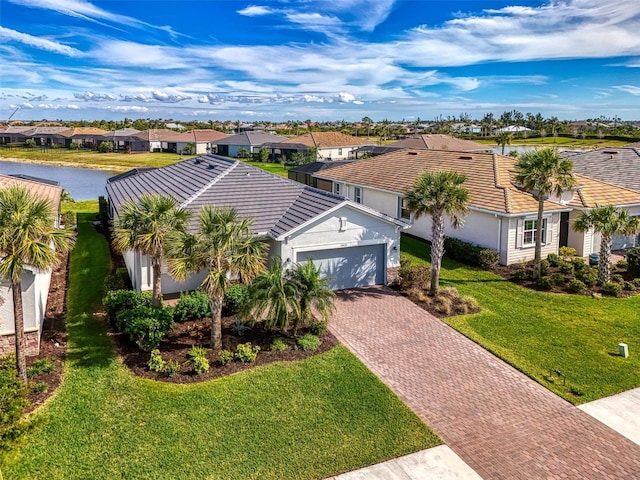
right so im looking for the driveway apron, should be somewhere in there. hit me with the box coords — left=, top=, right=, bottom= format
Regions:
left=330, top=286, right=640, bottom=480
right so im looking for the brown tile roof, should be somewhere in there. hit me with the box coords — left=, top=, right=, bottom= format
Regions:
left=390, top=134, right=488, bottom=152
left=0, top=175, right=62, bottom=213
left=283, top=132, right=374, bottom=148
left=132, top=129, right=178, bottom=142
left=624, top=141, right=640, bottom=148
left=163, top=129, right=230, bottom=143
left=316, top=149, right=640, bottom=215
left=59, top=127, right=108, bottom=137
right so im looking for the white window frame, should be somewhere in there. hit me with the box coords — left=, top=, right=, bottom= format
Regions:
left=333, top=182, right=341, bottom=195
left=519, top=217, right=549, bottom=248
left=398, top=197, right=411, bottom=220
left=353, top=186, right=362, bottom=203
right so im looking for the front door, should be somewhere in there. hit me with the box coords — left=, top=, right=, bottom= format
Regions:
left=559, top=212, right=569, bottom=248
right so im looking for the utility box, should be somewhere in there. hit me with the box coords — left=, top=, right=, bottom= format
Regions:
left=619, top=343, right=629, bottom=358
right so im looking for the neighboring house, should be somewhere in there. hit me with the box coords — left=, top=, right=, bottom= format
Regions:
left=288, top=161, right=354, bottom=188
left=0, top=175, right=63, bottom=356
left=57, top=127, right=108, bottom=149
left=106, top=155, right=404, bottom=291
left=128, top=129, right=178, bottom=152
left=495, top=126, right=533, bottom=134
left=163, top=129, right=230, bottom=155
left=277, top=132, right=374, bottom=160
left=351, top=134, right=488, bottom=159
left=213, top=131, right=287, bottom=158
left=99, top=128, right=141, bottom=151
left=564, top=146, right=640, bottom=248
left=23, top=126, right=70, bottom=146
left=0, top=126, right=34, bottom=144
left=314, top=149, right=640, bottom=265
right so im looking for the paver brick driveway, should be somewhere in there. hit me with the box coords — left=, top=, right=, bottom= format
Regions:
left=330, top=286, right=640, bottom=480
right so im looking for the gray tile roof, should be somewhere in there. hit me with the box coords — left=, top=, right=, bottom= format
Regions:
left=213, top=131, right=287, bottom=146
left=563, top=147, right=640, bottom=193
left=288, top=160, right=355, bottom=175
left=106, top=155, right=349, bottom=238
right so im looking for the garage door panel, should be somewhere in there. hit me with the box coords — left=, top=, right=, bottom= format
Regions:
left=296, top=244, right=385, bottom=290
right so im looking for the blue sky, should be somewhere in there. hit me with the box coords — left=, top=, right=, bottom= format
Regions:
left=1, top=0, right=639, bottom=122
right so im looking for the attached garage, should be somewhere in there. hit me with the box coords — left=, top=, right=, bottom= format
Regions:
left=296, top=243, right=386, bottom=290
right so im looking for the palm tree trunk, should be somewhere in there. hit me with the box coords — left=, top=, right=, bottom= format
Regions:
left=533, top=197, right=545, bottom=280
left=151, top=256, right=163, bottom=308
left=430, top=211, right=445, bottom=296
left=209, top=296, right=223, bottom=350
left=12, top=281, right=27, bottom=382
left=598, top=235, right=612, bottom=284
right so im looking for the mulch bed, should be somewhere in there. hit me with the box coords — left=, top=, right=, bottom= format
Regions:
left=114, top=318, right=338, bottom=383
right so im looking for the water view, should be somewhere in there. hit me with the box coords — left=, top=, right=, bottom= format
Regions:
left=0, top=160, right=115, bottom=200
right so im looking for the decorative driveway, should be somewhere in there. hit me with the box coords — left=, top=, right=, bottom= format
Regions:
left=330, top=286, right=640, bottom=480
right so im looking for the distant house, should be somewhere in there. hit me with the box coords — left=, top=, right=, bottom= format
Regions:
left=275, top=132, right=374, bottom=160
left=57, top=127, right=108, bottom=149
left=106, top=155, right=404, bottom=291
left=351, top=134, right=488, bottom=159
left=314, top=149, right=640, bottom=264
left=288, top=161, right=354, bottom=188
left=0, top=126, right=34, bottom=144
left=163, top=129, right=230, bottom=155
left=0, top=175, right=63, bottom=356
left=129, top=129, right=178, bottom=152
left=23, top=126, right=70, bottom=147
left=213, top=131, right=287, bottom=158
left=99, top=128, right=141, bottom=151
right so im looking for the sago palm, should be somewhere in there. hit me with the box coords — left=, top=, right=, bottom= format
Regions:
left=405, top=171, right=469, bottom=295
left=0, top=185, right=75, bottom=381
left=167, top=207, right=266, bottom=349
left=290, top=260, right=335, bottom=336
left=515, top=148, right=575, bottom=280
left=113, top=194, right=190, bottom=307
left=573, top=205, right=639, bottom=284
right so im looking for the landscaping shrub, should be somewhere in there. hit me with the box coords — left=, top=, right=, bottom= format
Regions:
left=398, top=258, right=430, bottom=290
left=558, top=246, right=576, bottom=258
left=611, top=274, right=624, bottom=284
left=623, top=281, right=635, bottom=291
left=539, top=259, right=550, bottom=276
left=173, top=291, right=211, bottom=323
left=536, top=276, right=555, bottom=290
left=547, top=253, right=561, bottom=267
left=576, top=267, right=598, bottom=287
left=147, top=349, right=165, bottom=372
left=103, top=290, right=152, bottom=326
left=230, top=319, right=250, bottom=336
left=551, top=272, right=565, bottom=285
left=118, top=306, right=174, bottom=351
left=61, top=210, right=76, bottom=227
left=626, top=247, right=640, bottom=277
left=432, top=295, right=454, bottom=315
left=32, top=382, right=48, bottom=393
left=163, top=360, right=180, bottom=377
left=97, top=141, right=114, bottom=153
left=218, top=349, right=234, bottom=365
left=571, top=257, right=587, bottom=272
left=632, top=278, right=640, bottom=288
left=308, top=319, right=328, bottom=335
left=192, top=356, right=210, bottom=374
left=270, top=338, right=289, bottom=352
left=0, top=356, right=30, bottom=451
left=188, top=346, right=208, bottom=360
left=568, top=279, right=586, bottom=293
left=558, top=261, right=574, bottom=275
left=512, top=268, right=529, bottom=281
left=456, top=295, right=479, bottom=315
left=26, top=358, right=54, bottom=378
left=234, top=342, right=260, bottom=362
left=297, top=334, right=321, bottom=351
left=616, top=259, right=628, bottom=270
left=223, top=283, right=249, bottom=316
left=24, top=138, right=36, bottom=148
left=601, top=282, right=622, bottom=297
left=443, top=237, right=499, bottom=269
left=103, top=268, right=130, bottom=293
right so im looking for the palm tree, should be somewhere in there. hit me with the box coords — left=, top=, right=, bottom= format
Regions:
left=0, top=185, right=75, bottom=381
left=113, top=194, right=190, bottom=308
left=290, top=260, right=335, bottom=336
left=495, top=131, right=513, bottom=155
left=515, top=148, right=575, bottom=280
left=246, top=258, right=299, bottom=332
left=573, top=205, right=639, bottom=284
left=405, top=171, right=469, bottom=295
left=167, top=207, right=266, bottom=349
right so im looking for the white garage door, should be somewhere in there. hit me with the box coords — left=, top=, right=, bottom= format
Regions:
left=296, top=244, right=385, bottom=290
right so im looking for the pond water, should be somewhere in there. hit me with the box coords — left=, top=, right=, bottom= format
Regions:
left=0, top=160, right=116, bottom=200
left=491, top=145, right=591, bottom=156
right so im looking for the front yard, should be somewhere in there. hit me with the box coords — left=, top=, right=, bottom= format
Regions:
left=402, top=235, right=640, bottom=404
left=1, top=207, right=438, bottom=479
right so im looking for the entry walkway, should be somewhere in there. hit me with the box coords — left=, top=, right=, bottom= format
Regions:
left=579, top=386, right=640, bottom=446
left=330, top=286, right=640, bottom=480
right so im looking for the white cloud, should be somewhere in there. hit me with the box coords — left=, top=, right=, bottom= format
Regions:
left=74, top=91, right=117, bottom=101
left=108, top=105, right=149, bottom=112
left=337, top=92, right=355, bottom=103
left=0, top=26, right=83, bottom=57
left=613, top=85, right=640, bottom=96
left=237, top=5, right=273, bottom=16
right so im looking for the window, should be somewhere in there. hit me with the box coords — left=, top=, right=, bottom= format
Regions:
left=338, top=148, right=343, bottom=156
left=522, top=218, right=547, bottom=247
left=354, top=187, right=362, bottom=203
left=398, top=197, right=411, bottom=220
left=333, top=183, right=341, bottom=195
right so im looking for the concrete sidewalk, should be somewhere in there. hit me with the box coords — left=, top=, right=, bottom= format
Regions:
left=328, top=446, right=482, bottom=480
left=579, top=386, right=640, bottom=446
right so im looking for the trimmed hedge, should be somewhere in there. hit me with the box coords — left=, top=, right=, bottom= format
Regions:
left=443, top=237, right=499, bottom=269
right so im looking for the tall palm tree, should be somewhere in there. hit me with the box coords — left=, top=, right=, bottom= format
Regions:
left=573, top=205, right=639, bottom=284
left=405, top=171, right=469, bottom=295
left=515, top=148, right=575, bottom=280
left=0, top=185, right=75, bottom=381
left=495, top=131, right=513, bottom=155
left=113, top=194, right=190, bottom=308
left=290, top=260, right=335, bottom=336
left=246, top=258, right=299, bottom=333
left=167, top=207, right=266, bottom=349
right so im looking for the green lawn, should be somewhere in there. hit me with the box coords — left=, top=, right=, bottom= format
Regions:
left=242, top=160, right=290, bottom=177
left=401, top=235, right=640, bottom=404
left=1, top=210, right=438, bottom=479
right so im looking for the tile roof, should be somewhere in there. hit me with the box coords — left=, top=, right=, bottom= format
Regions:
left=213, top=131, right=287, bottom=146
left=0, top=126, right=34, bottom=134
left=563, top=147, right=640, bottom=193
left=162, top=129, right=230, bottom=143
left=315, top=149, right=640, bottom=215
left=624, top=141, right=640, bottom=148
left=100, top=128, right=141, bottom=139
left=106, top=155, right=360, bottom=238
left=289, top=160, right=355, bottom=174
left=59, top=127, right=108, bottom=137
left=0, top=174, right=62, bottom=213
left=132, top=129, right=178, bottom=142
left=389, top=134, right=488, bottom=152
left=282, top=132, right=374, bottom=148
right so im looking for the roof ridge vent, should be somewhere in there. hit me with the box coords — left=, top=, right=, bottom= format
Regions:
left=459, top=155, right=473, bottom=160
left=603, top=150, right=618, bottom=154
left=407, top=150, right=419, bottom=155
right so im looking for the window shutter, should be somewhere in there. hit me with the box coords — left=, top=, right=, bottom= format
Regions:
left=516, top=219, right=523, bottom=248
left=545, top=219, right=553, bottom=245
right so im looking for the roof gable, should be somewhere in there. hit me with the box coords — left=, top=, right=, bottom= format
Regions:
left=283, top=131, right=374, bottom=148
